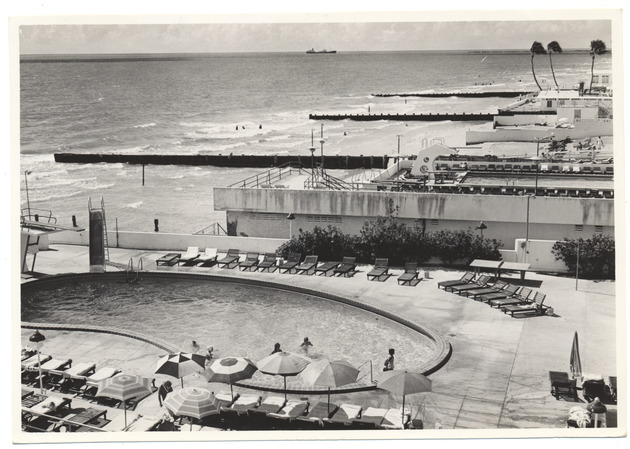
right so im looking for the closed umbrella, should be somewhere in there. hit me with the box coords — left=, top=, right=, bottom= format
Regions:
left=96, top=374, right=153, bottom=428
left=204, top=357, right=258, bottom=400
left=378, top=370, right=432, bottom=426
left=570, top=331, right=582, bottom=379
left=164, top=387, right=220, bottom=429
left=299, top=359, right=360, bottom=414
left=155, top=352, right=207, bottom=388
left=257, top=351, right=310, bottom=400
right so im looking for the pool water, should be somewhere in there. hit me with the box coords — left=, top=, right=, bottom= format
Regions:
left=21, top=278, right=437, bottom=380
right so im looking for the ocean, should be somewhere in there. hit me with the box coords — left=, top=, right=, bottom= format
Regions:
left=19, top=51, right=611, bottom=233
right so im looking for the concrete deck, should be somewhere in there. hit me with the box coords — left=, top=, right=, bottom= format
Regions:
left=18, top=244, right=621, bottom=436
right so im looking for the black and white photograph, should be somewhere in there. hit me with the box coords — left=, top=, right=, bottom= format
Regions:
left=9, top=4, right=626, bottom=446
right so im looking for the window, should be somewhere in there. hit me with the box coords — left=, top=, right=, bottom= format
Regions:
left=602, top=75, right=610, bottom=84
left=559, top=100, right=565, bottom=106
left=546, top=100, right=553, bottom=108
left=430, top=219, right=439, bottom=226
left=307, top=215, right=342, bottom=224
left=574, top=225, right=583, bottom=232
left=250, top=213, right=283, bottom=221
left=595, top=225, right=603, bottom=233
left=574, top=109, right=582, bottom=120
left=592, top=75, right=599, bottom=83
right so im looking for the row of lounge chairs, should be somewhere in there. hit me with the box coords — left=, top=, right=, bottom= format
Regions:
left=437, top=272, right=550, bottom=317
left=177, top=392, right=418, bottom=431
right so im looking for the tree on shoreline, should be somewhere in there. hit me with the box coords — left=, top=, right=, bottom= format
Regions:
left=530, top=41, right=547, bottom=90
left=547, top=41, right=563, bottom=89
left=589, top=39, right=607, bottom=92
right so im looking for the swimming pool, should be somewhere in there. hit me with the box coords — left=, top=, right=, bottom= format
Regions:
left=21, top=273, right=448, bottom=382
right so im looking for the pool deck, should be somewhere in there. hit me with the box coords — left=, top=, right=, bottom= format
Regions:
left=18, top=244, right=621, bottom=435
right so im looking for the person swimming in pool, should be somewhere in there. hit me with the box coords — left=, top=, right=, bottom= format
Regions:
left=271, top=343, right=282, bottom=354
left=300, top=337, right=313, bottom=352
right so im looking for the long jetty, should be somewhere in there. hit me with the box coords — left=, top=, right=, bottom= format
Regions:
left=372, top=91, right=533, bottom=98
left=54, top=153, right=389, bottom=169
left=309, top=112, right=494, bottom=122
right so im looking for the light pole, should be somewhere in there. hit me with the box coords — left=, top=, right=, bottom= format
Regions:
left=475, top=221, right=487, bottom=238
left=529, top=156, right=544, bottom=195
left=396, top=135, right=402, bottom=191
left=286, top=213, right=295, bottom=239
left=309, top=146, right=316, bottom=181
left=524, top=194, right=535, bottom=262
left=24, top=170, right=32, bottom=219
left=319, top=138, right=325, bottom=168
left=29, top=330, right=46, bottom=394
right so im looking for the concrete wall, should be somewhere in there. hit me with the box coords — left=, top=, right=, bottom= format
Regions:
left=48, top=230, right=286, bottom=253
left=466, top=119, right=613, bottom=144
left=495, top=115, right=555, bottom=126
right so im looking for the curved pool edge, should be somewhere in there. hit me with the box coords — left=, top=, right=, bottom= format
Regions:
left=21, top=271, right=452, bottom=377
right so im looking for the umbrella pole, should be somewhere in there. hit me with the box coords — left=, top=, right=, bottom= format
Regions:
left=401, top=395, right=406, bottom=427
left=181, top=377, right=184, bottom=388
left=124, top=400, right=127, bottom=428
left=284, top=377, right=287, bottom=401
left=327, top=387, right=331, bottom=415
left=230, top=383, right=234, bottom=401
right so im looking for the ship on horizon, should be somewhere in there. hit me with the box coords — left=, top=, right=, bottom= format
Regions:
left=306, top=48, right=337, bottom=54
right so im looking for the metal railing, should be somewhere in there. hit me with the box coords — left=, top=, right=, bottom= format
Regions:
left=228, top=162, right=308, bottom=189
left=303, top=166, right=357, bottom=191
left=193, top=222, right=228, bottom=236
left=20, top=209, right=57, bottom=225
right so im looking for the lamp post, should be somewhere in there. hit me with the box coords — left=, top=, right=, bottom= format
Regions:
left=319, top=138, right=325, bottom=168
left=309, top=146, right=316, bottom=179
left=24, top=170, right=32, bottom=219
left=286, top=213, right=295, bottom=239
left=29, top=330, right=46, bottom=394
left=524, top=194, right=535, bottom=262
left=475, top=221, right=487, bottom=238
left=529, top=156, right=544, bottom=195
left=397, top=135, right=402, bottom=191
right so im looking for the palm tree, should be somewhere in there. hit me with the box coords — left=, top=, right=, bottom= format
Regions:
left=547, top=41, right=563, bottom=89
left=589, top=40, right=607, bottom=92
left=530, top=41, right=547, bottom=90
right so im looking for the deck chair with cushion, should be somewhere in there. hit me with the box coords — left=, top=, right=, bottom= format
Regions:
left=238, top=252, right=260, bottom=271
left=489, top=287, right=533, bottom=308
left=325, top=403, right=362, bottom=427
left=367, top=258, right=390, bottom=282
left=380, top=408, right=411, bottom=430
left=549, top=371, right=578, bottom=400
left=78, top=367, right=121, bottom=398
left=257, top=253, right=278, bottom=272
left=295, top=401, right=339, bottom=428
left=268, top=399, right=309, bottom=421
left=437, top=272, right=475, bottom=290
left=49, top=362, right=96, bottom=391
left=334, top=257, right=356, bottom=277
left=475, top=283, right=519, bottom=303
left=352, top=407, right=387, bottom=428
left=216, top=249, right=240, bottom=269
left=223, top=394, right=262, bottom=416
left=278, top=252, right=302, bottom=274
left=248, top=396, right=286, bottom=416
left=31, top=358, right=73, bottom=386
left=463, top=279, right=508, bottom=299
left=447, top=275, right=491, bottom=294
left=502, top=293, right=548, bottom=317
left=295, top=256, right=319, bottom=275
left=178, top=247, right=200, bottom=265
left=397, top=262, right=419, bottom=286
left=23, top=396, right=74, bottom=432
left=314, top=260, right=339, bottom=276
left=196, top=248, right=218, bottom=266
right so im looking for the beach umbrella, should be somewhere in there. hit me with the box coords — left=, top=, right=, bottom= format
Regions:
left=204, top=357, right=258, bottom=401
left=155, top=352, right=207, bottom=388
left=164, top=387, right=220, bottom=429
left=257, top=351, right=310, bottom=400
left=378, top=370, right=432, bottom=426
left=96, top=374, right=153, bottom=428
left=570, top=331, right=582, bottom=379
left=299, top=359, right=360, bottom=414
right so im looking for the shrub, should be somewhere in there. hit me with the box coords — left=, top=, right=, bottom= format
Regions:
left=551, top=234, right=615, bottom=279
left=425, top=229, right=501, bottom=265
left=356, top=216, right=425, bottom=265
left=277, top=226, right=358, bottom=262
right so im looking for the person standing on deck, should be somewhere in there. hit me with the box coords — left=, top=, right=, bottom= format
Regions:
left=383, top=348, right=395, bottom=371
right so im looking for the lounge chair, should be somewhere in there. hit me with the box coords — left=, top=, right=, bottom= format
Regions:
left=78, top=367, right=121, bottom=397
left=489, top=287, right=533, bottom=308
left=447, top=275, right=491, bottom=294
left=196, top=248, right=218, bottom=266
left=22, top=393, right=48, bottom=409
left=238, top=252, right=260, bottom=271
left=248, top=396, right=286, bottom=415
left=295, top=255, right=319, bottom=275
left=22, top=353, right=52, bottom=371
left=549, top=371, right=577, bottom=400
left=314, top=260, right=340, bottom=276
left=367, top=258, right=390, bottom=282
left=212, top=391, right=239, bottom=409
left=326, top=403, right=362, bottom=426
left=178, top=247, right=200, bottom=265
left=334, top=257, right=356, bottom=277
left=502, top=293, right=548, bottom=317
left=103, top=412, right=161, bottom=432
left=352, top=407, right=387, bottom=428
left=22, top=396, right=73, bottom=432
left=380, top=408, right=410, bottom=430
left=295, top=401, right=338, bottom=428
left=278, top=252, right=302, bottom=274
left=224, top=394, right=262, bottom=415
left=437, top=272, right=475, bottom=290
left=475, top=283, right=519, bottom=303
left=257, top=253, right=278, bottom=272
left=464, top=279, right=508, bottom=299
left=31, top=358, right=73, bottom=385
left=397, top=262, right=419, bottom=286
left=268, top=399, right=309, bottom=421
left=216, top=249, right=240, bottom=269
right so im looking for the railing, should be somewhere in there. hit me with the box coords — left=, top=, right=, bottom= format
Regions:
left=20, top=209, right=57, bottom=225
left=228, top=162, right=308, bottom=189
left=303, top=166, right=357, bottom=191
left=193, top=222, right=228, bottom=236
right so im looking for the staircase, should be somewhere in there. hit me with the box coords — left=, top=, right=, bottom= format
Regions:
left=88, top=197, right=125, bottom=271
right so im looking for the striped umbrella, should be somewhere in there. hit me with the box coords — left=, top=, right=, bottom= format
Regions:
left=164, top=387, right=220, bottom=429
left=203, top=357, right=258, bottom=400
left=257, top=351, right=310, bottom=400
left=299, top=359, right=360, bottom=413
left=155, top=352, right=207, bottom=387
left=96, top=374, right=153, bottom=428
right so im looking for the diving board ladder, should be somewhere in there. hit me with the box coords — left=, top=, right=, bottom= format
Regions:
left=88, top=197, right=110, bottom=273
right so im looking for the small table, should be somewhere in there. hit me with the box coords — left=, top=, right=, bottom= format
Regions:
left=499, top=262, right=531, bottom=280
left=156, top=253, right=181, bottom=267
left=469, top=259, right=504, bottom=278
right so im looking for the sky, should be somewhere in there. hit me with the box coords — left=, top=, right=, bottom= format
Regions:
left=17, top=19, right=613, bottom=55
